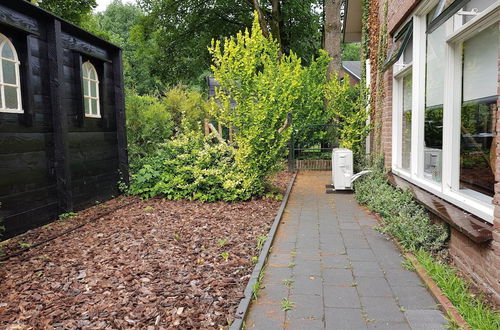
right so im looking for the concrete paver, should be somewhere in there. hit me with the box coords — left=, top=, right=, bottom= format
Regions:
left=245, top=172, right=448, bottom=329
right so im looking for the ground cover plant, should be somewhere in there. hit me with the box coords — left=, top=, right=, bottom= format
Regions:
left=0, top=172, right=292, bottom=329
left=354, top=167, right=499, bottom=328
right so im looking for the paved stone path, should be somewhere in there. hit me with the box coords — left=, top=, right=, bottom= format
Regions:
left=245, top=171, right=448, bottom=329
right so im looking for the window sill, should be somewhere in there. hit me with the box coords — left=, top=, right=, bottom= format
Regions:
left=387, top=172, right=493, bottom=244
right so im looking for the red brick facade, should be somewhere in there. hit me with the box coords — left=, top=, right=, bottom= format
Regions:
left=367, top=1, right=500, bottom=304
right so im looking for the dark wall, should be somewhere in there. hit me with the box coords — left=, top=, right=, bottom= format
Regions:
left=0, top=2, right=127, bottom=238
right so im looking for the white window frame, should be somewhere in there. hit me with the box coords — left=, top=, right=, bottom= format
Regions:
left=82, top=61, right=101, bottom=118
left=391, top=0, right=500, bottom=223
left=0, top=33, right=23, bottom=114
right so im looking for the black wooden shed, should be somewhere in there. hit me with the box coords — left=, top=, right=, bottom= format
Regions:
left=0, top=0, right=128, bottom=238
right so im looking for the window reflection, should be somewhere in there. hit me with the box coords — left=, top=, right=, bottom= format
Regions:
left=402, top=73, right=412, bottom=170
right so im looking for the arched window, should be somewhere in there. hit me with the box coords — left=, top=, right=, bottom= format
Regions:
left=0, top=34, right=22, bottom=113
left=82, top=61, right=100, bottom=118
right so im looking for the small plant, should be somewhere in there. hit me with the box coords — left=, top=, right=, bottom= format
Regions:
left=401, top=257, right=415, bottom=271
left=144, top=205, right=155, bottom=211
left=282, top=278, right=294, bottom=288
left=287, top=262, right=295, bottom=268
left=94, top=201, right=101, bottom=205
left=351, top=282, right=358, bottom=287
left=251, top=266, right=266, bottom=300
left=217, top=238, right=227, bottom=247
left=221, top=252, right=229, bottom=261
left=172, top=233, right=180, bottom=240
left=256, top=234, right=267, bottom=251
left=59, top=212, right=76, bottom=220
left=280, top=298, right=294, bottom=311
left=18, top=242, right=31, bottom=248
left=251, top=256, right=258, bottom=264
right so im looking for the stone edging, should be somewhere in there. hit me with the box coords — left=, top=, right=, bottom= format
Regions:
left=230, top=172, right=298, bottom=330
left=369, top=210, right=471, bottom=329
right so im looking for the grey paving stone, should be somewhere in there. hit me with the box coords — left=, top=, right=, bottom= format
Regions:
left=366, top=321, right=411, bottom=329
left=404, top=310, right=448, bottom=330
left=325, top=308, right=367, bottom=330
left=268, top=253, right=294, bottom=266
left=245, top=302, right=285, bottom=329
left=322, top=254, right=350, bottom=269
left=324, top=286, right=361, bottom=308
left=265, top=266, right=293, bottom=284
left=385, top=269, right=423, bottom=287
left=347, top=248, right=376, bottom=261
left=287, top=294, right=324, bottom=321
left=351, top=261, right=384, bottom=278
left=323, top=268, right=355, bottom=286
left=292, top=275, right=323, bottom=295
left=293, top=260, right=322, bottom=277
left=360, top=296, right=406, bottom=323
left=344, top=238, right=371, bottom=249
left=391, top=285, right=439, bottom=310
left=340, top=222, right=362, bottom=230
left=261, top=282, right=290, bottom=299
left=285, top=318, right=324, bottom=330
left=355, top=277, right=393, bottom=297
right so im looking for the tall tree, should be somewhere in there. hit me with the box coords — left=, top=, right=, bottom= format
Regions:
left=31, top=0, right=97, bottom=25
left=137, top=0, right=322, bottom=87
left=323, top=0, right=342, bottom=77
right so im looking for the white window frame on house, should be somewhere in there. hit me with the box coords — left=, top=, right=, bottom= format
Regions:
left=0, top=33, right=23, bottom=114
left=82, top=61, right=101, bottom=118
left=391, top=0, right=500, bottom=223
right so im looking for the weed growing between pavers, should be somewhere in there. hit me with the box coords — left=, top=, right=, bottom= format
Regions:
left=354, top=168, right=499, bottom=329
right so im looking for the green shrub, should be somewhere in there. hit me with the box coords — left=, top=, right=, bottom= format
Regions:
left=354, top=169, right=448, bottom=252
left=129, top=131, right=260, bottom=202
left=208, top=14, right=302, bottom=186
left=126, top=86, right=209, bottom=170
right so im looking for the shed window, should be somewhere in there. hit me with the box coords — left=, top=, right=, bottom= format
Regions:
left=0, top=34, right=22, bottom=113
left=82, top=61, right=100, bottom=118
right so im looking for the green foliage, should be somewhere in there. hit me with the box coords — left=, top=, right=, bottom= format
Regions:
left=415, top=249, right=500, bottom=329
left=126, top=92, right=175, bottom=163
left=129, top=131, right=260, bottom=202
left=342, top=43, right=361, bottom=61
left=280, top=298, right=295, bottom=311
left=326, top=74, right=370, bottom=155
left=209, top=15, right=302, bottom=189
left=59, top=212, right=77, bottom=220
left=126, top=87, right=209, bottom=168
left=33, top=0, right=97, bottom=25
left=354, top=169, right=448, bottom=252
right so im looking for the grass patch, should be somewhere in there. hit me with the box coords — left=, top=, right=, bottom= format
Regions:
left=415, top=250, right=499, bottom=330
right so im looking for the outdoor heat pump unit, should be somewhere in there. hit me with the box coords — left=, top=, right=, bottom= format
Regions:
left=327, top=148, right=371, bottom=192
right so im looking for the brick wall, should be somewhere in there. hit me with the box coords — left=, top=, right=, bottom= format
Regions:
left=370, top=2, right=500, bottom=305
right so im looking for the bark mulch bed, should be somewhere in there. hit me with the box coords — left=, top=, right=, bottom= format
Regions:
left=0, top=172, right=293, bottom=329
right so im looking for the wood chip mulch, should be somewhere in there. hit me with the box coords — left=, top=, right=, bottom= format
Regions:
left=0, top=171, right=293, bottom=329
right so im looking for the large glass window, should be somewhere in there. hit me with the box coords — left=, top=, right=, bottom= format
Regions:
left=82, top=61, right=100, bottom=118
left=401, top=73, right=413, bottom=170
left=459, top=23, right=498, bottom=198
left=0, top=33, right=22, bottom=113
left=423, top=9, right=446, bottom=182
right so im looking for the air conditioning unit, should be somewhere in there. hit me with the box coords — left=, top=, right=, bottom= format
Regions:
left=423, top=148, right=442, bottom=181
left=328, top=148, right=371, bottom=192
left=332, top=148, right=354, bottom=190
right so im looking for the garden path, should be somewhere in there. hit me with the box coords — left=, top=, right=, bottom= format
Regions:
left=245, top=171, right=448, bottom=329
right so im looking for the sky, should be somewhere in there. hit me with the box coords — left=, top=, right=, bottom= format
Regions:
left=95, top=0, right=136, bottom=12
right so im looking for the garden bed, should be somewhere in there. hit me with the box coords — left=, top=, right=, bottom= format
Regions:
left=0, top=172, right=293, bottom=329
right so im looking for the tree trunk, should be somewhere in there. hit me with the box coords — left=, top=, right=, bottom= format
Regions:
left=324, top=0, right=342, bottom=78
left=270, top=0, right=283, bottom=54
left=249, top=0, right=270, bottom=38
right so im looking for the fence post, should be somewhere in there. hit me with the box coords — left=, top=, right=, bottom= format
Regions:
left=287, top=112, right=295, bottom=172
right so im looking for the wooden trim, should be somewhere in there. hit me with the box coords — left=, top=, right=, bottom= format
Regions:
left=112, top=49, right=129, bottom=185
left=48, top=19, right=73, bottom=213
left=73, top=52, right=84, bottom=127
left=387, top=173, right=493, bottom=243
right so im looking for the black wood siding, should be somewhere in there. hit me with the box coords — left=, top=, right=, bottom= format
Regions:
left=0, top=1, right=127, bottom=238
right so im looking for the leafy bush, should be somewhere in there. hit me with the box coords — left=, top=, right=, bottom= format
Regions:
left=326, top=74, right=370, bottom=155
left=208, top=14, right=302, bottom=187
left=354, top=168, right=448, bottom=252
left=129, top=131, right=260, bottom=202
left=126, top=86, right=209, bottom=169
